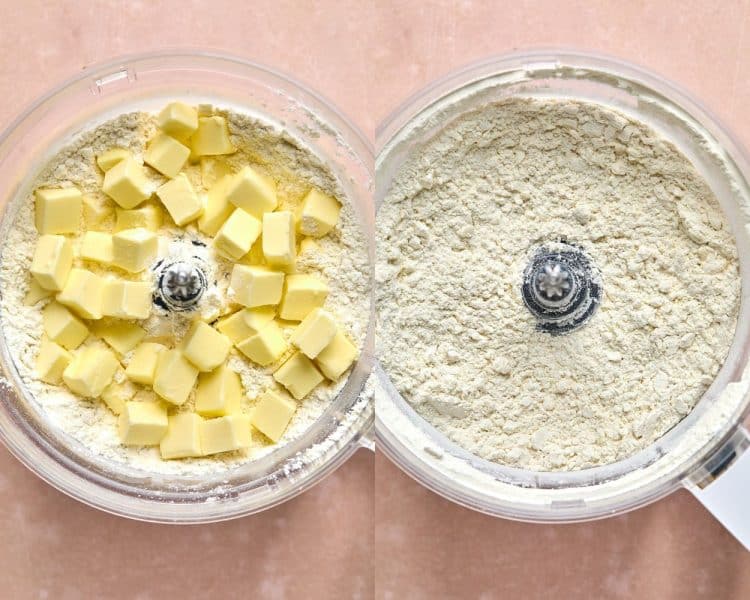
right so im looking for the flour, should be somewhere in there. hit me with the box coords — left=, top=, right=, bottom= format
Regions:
left=376, top=97, right=741, bottom=472
left=0, top=108, right=370, bottom=476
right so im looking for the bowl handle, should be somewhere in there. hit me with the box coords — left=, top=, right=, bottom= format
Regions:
left=685, top=425, right=750, bottom=549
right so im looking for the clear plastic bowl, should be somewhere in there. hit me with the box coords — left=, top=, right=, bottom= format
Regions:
left=0, top=51, right=374, bottom=523
left=375, top=50, right=750, bottom=522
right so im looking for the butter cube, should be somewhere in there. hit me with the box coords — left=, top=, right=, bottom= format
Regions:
left=112, top=228, right=158, bottom=273
left=251, top=391, right=296, bottom=442
left=30, top=234, right=73, bottom=291
left=43, top=302, right=89, bottom=350
left=80, top=231, right=113, bottom=265
left=224, top=166, right=277, bottom=218
left=102, top=156, right=151, bottom=209
left=24, top=279, right=53, bottom=306
left=263, top=211, right=296, bottom=267
left=155, top=173, right=203, bottom=226
left=273, top=351, right=324, bottom=400
left=125, top=342, right=166, bottom=384
left=195, top=364, right=243, bottom=417
left=181, top=321, right=231, bottom=372
left=118, top=401, right=168, bottom=445
left=157, top=102, right=198, bottom=140
left=200, top=415, right=252, bottom=455
left=115, top=204, right=162, bottom=232
left=97, top=148, right=130, bottom=172
left=82, top=194, right=115, bottom=231
left=36, top=339, right=72, bottom=384
left=315, top=331, right=358, bottom=380
left=145, top=133, right=190, bottom=178
left=298, top=189, right=341, bottom=237
left=63, top=345, right=119, bottom=397
left=213, top=208, right=261, bottom=260
left=93, top=320, right=146, bottom=354
left=299, top=238, right=318, bottom=255
left=35, top=187, right=82, bottom=234
left=197, top=175, right=234, bottom=236
left=190, top=116, right=235, bottom=156
left=57, top=268, right=105, bottom=319
left=152, top=349, right=199, bottom=405
left=279, top=274, right=328, bottom=321
left=216, top=307, right=275, bottom=344
left=237, top=320, right=288, bottom=366
left=291, top=309, right=337, bottom=359
left=200, top=158, right=232, bottom=188
left=101, top=379, right=137, bottom=415
left=229, top=265, right=284, bottom=308
left=102, top=279, right=152, bottom=320
left=160, top=412, right=203, bottom=459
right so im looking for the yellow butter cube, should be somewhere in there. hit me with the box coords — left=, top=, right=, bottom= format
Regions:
left=112, top=228, right=158, bottom=273
left=157, top=102, right=198, bottom=140
left=24, top=279, right=53, bottom=306
left=152, top=349, right=199, bottom=405
left=190, top=116, right=235, bottom=156
left=195, top=364, right=243, bottom=417
left=118, top=401, right=168, bottom=445
left=36, top=339, right=72, bottom=384
left=216, top=307, right=275, bottom=344
left=125, top=342, right=166, bottom=385
left=102, top=279, right=152, bottom=320
left=160, top=412, right=203, bottom=459
left=43, top=302, right=89, bottom=350
left=101, top=379, right=137, bottom=415
left=155, top=173, right=203, bottom=226
left=315, top=331, right=358, bottom=380
left=93, top=320, right=146, bottom=355
left=181, top=321, right=231, bottom=372
left=298, top=189, right=341, bottom=237
left=97, top=148, right=130, bottom=172
left=224, top=166, right=277, bottom=218
left=251, top=391, right=296, bottom=442
left=35, top=187, right=82, bottom=234
left=200, top=157, right=232, bottom=188
left=197, top=175, right=234, bottom=236
left=200, top=415, right=252, bottom=455
left=237, top=320, right=288, bottom=366
left=213, top=208, right=261, bottom=260
left=263, top=211, right=296, bottom=267
left=273, top=351, right=324, bottom=400
left=80, top=231, right=113, bottom=265
left=145, top=133, right=190, bottom=178
left=30, top=234, right=73, bottom=291
left=102, top=156, right=151, bottom=209
left=299, top=237, right=318, bottom=256
left=63, top=345, right=119, bottom=397
left=82, top=194, right=115, bottom=231
left=291, top=308, right=337, bottom=359
left=115, top=204, right=162, bottom=232
left=279, top=274, right=329, bottom=321
left=57, top=268, right=105, bottom=319
left=229, top=265, right=284, bottom=308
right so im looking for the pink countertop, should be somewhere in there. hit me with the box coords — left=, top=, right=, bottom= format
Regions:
left=1, top=1, right=750, bottom=598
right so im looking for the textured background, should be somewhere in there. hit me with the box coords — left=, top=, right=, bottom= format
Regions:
left=374, top=1, right=750, bottom=599
left=1, top=1, right=750, bottom=598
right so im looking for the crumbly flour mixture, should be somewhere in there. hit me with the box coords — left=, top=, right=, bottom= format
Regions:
left=377, top=97, right=740, bottom=471
left=0, top=108, right=369, bottom=475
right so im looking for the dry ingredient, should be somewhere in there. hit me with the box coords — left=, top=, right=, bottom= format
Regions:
left=377, top=97, right=741, bottom=472
left=0, top=102, right=369, bottom=475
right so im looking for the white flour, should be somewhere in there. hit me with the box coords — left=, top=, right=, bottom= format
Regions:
left=376, top=97, right=740, bottom=471
left=0, top=108, right=370, bottom=476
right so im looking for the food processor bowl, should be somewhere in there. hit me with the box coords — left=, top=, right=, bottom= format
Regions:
left=0, top=51, right=374, bottom=523
left=375, top=50, right=750, bottom=546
